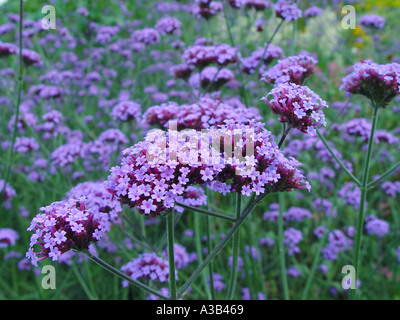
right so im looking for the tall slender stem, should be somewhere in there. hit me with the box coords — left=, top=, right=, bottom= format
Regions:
left=226, top=193, right=242, bottom=299
left=351, top=104, right=380, bottom=299
left=82, top=250, right=168, bottom=300
left=278, top=193, right=290, bottom=300
left=205, top=214, right=215, bottom=300
left=194, top=211, right=212, bottom=299
left=167, top=212, right=177, bottom=300
left=175, top=202, right=236, bottom=222
left=1, top=0, right=24, bottom=199
left=177, top=193, right=268, bottom=299
left=316, top=129, right=362, bottom=187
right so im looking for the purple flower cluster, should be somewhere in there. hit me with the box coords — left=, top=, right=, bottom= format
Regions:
left=65, top=181, right=123, bottom=224
left=106, top=121, right=309, bottom=217
left=182, top=43, right=238, bottom=69
left=0, top=228, right=19, bottom=248
left=337, top=182, right=362, bottom=210
left=263, top=203, right=311, bottom=223
left=0, top=41, right=18, bottom=57
left=162, top=243, right=191, bottom=269
left=359, top=14, right=385, bottom=29
left=261, top=83, right=328, bottom=135
left=286, top=265, right=301, bottom=277
left=189, top=66, right=235, bottom=90
left=13, top=136, right=39, bottom=154
left=241, top=44, right=284, bottom=75
left=131, top=28, right=161, bottom=45
left=365, top=215, right=390, bottom=238
left=321, top=229, right=353, bottom=261
left=26, top=198, right=111, bottom=266
left=381, top=181, right=400, bottom=198
left=283, top=227, right=303, bottom=255
left=120, top=252, right=174, bottom=286
left=207, top=273, right=226, bottom=292
left=262, top=54, right=318, bottom=85
left=243, top=0, right=272, bottom=11
left=304, top=6, right=323, bottom=18
left=193, top=0, right=223, bottom=20
left=340, top=118, right=399, bottom=145
left=339, top=59, right=400, bottom=107
left=0, top=179, right=16, bottom=209
left=175, top=186, right=207, bottom=213
left=155, top=16, right=182, bottom=36
left=274, top=0, right=302, bottom=21
left=143, top=96, right=261, bottom=131
left=111, top=100, right=142, bottom=122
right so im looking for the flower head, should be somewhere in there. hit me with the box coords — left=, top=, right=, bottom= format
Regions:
left=261, top=83, right=328, bottom=135
left=339, top=60, right=400, bottom=107
left=26, top=198, right=110, bottom=266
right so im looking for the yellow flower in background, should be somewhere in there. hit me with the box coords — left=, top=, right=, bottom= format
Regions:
left=357, top=0, right=400, bottom=9
left=351, top=26, right=369, bottom=48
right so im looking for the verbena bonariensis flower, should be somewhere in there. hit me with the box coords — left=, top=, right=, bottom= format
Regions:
left=106, top=121, right=309, bottom=217
left=170, top=63, right=194, bottom=80
left=0, top=179, right=16, bottom=209
left=261, top=83, right=328, bottom=135
left=339, top=59, right=400, bottom=107
left=26, top=198, right=111, bottom=266
left=304, top=6, right=323, bottom=18
left=21, top=48, right=42, bottom=66
left=131, top=28, right=161, bottom=45
left=321, top=229, right=353, bottom=261
left=182, top=43, right=238, bottom=69
left=364, top=215, right=390, bottom=238
left=283, top=227, right=303, bottom=255
left=0, top=41, right=18, bottom=57
left=0, top=228, right=19, bottom=248
left=143, top=96, right=261, bottom=131
left=189, top=66, right=235, bottom=90
left=244, top=0, right=272, bottom=11
left=261, top=54, right=318, bottom=85
left=241, top=44, right=285, bottom=75
left=274, top=0, right=302, bottom=21
left=13, top=136, right=39, bottom=154
left=111, top=100, right=142, bottom=122
left=65, top=181, right=123, bottom=224
left=359, top=14, right=385, bottom=29
left=120, top=252, right=175, bottom=286
left=193, top=0, right=223, bottom=20
left=175, top=186, right=207, bottom=213
left=229, top=0, right=245, bottom=9
left=162, top=243, right=191, bottom=269
left=155, top=16, right=182, bottom=36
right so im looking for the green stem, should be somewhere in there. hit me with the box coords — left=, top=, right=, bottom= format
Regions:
left=175, top=202, right=236, bottom=222
left=301, top=209, right=335, bottom=300
left=194, top=211, right=212, bottom=299
left=367, top=161, right=400, bottom=189
left=177, top=193, right=268, bottom=299
left=205, top=214, right=215, bottom=300
left=316, top=129, right=362, bottom=187
left=226, top=193, right=242, bottom=299
left=351, top=104, right=380, bottom=300
left=167, top=212, right=177, bottom=300
left=278, top=193, right=290, bottom=300
left=1, top=0, right=23, bottom=199
left=82, top=250, right=168, bottom=300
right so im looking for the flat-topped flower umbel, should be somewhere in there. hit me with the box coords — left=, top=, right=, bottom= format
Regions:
left=340, top=60, right=400, bottom=107
left=261, top=83, right=328, bottom=135
left=26, top=198, right=110, bottom=266
left=106, top=121, right=309, bottom=217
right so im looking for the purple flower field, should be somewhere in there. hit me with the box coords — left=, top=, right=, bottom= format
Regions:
left=0, top=0, right=400, bottom=301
